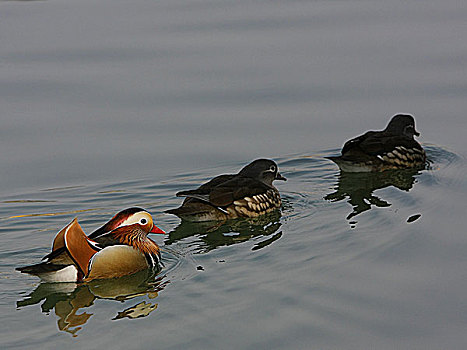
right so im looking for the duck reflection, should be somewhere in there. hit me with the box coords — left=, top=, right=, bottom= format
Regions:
left=324, top=169, right=420, bottom=220
left=165, top=211, right=283, bottom=253
left=17, top=270, right=166, bottom=336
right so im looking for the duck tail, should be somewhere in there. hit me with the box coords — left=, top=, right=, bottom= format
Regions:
left=16, top=262, right=69, bottom=275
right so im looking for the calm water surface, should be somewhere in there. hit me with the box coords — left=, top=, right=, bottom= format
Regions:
left=1, top=0, right=467, bottom=349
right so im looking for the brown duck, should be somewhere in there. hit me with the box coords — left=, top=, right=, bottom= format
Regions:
left=16, top=208, right=165, bottom=282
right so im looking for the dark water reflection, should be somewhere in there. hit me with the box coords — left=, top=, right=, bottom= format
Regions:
left=165, top=212, right=282, bottom=253
left=325, top=168, right=420, bottom=220
left=17, top=270, right=167, bottom=336
left=323, top=145, right=459, bottom=222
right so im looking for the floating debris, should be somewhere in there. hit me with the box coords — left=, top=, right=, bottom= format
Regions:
left=407, top=214, right=422, bottom=223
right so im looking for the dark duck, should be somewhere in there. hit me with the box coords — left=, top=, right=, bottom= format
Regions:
left=327, top=114, right=426, bottom=172
left=165, top=159, right=287, bottom=222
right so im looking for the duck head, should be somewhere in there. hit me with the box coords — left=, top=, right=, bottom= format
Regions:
left=239, top=159, right=287, bottom=186
left=385, top=114, right=420, bottom=138
left=89, top=207, right=164, bottom=239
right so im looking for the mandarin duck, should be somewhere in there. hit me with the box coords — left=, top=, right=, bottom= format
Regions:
left=327, top=114, right=427, bottom=172
left=165, top=159, right=286, bottom=222
left=16, top=208, right=165, bottom=283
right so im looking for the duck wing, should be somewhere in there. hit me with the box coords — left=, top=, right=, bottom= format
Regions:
left=341, top=131, right=378, bottom=155
left=182, top=176, right=271, bottom=208
left=342, top=131, right=422, bottom=158
left=175, top=174, right=235, bottom=203
left=62, top=218, right=100, bottom=276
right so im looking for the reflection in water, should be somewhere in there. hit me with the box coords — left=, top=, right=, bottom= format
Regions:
left=324, top=169, right=420, bottom=220
left=113, top=301, right=158, bottom=320
left=165, top=212, right=283, bottom=253
left=17, top=270, right=166, bottom=337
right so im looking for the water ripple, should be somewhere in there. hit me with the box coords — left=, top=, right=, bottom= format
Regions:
left=2, top=145, right=465, bottom=343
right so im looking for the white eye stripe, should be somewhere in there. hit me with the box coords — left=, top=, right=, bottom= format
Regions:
left=119, top=212, right=152, bottom=227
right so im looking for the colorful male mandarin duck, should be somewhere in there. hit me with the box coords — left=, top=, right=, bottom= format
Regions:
left=16, top=208, right=165, bottom=283
left=165, top=159, right=286, bottom=222
left=327, top=114, right=427, bottom=172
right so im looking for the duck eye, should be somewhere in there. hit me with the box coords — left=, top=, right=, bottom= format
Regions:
left=140, top=218, right=147, bottom=225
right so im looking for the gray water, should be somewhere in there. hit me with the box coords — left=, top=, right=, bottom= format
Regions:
left=1, top=0, right=467, bottom=349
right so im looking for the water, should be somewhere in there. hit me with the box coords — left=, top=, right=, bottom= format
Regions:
left=1, top=0, right=467, bottom=349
